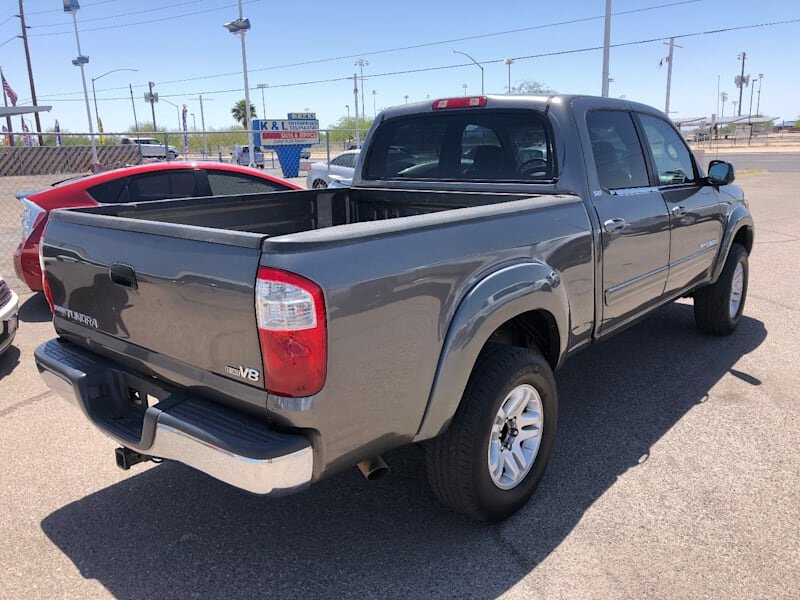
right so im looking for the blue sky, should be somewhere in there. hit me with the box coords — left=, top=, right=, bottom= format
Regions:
left=1, top=0, right=798, bottom=133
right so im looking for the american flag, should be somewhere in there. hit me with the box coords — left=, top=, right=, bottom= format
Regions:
left=2, top=74, right=18, bottom=106
left=21, top=118, right=31, bottom=146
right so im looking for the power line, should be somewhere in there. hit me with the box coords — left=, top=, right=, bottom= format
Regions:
left=0, top=35, right=17, bottom=49
left=29, top=0, right=262, bottom=37
left=34, top=0, right=706, bottom=99
left=30, top=0, right=208, bottom=29
left=26, top=0, right=130, bottom=16
left=36, top=18, right=800, bottom=105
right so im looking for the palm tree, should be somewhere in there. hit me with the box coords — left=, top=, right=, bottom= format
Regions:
left=231, top=99, right=257, bottom=128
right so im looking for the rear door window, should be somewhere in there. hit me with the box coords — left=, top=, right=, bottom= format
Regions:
left=586, top=110, right=650, bottom=190
left=364, top=111, right=553, bottom=181
left=207, top=171, right=286, bottom=195
left=127, top=171, right=201, bottom=202
left=87, top=177, right=128, bottom=203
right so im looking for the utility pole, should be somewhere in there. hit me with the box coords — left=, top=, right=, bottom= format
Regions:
left=146, top=81, right=158, bottom=130
left=129, top=83, right=139, bottom=136
left=353, top=73, right=360, bottom=144
left=601, top=0, right=612, bottom=97
left=663, top=37, right=681, bottom=115
left=199, top=94, right=208, bottom=158
left=17, top=0, right=42, bottom=145
left=736, top=52, right=746, bottom=116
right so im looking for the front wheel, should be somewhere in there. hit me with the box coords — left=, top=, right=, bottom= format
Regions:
left=312, top=179, right=328, bottom=189
left=693, top=243, right=748, bottom=335
left=425, top=344, right=558, bottom=523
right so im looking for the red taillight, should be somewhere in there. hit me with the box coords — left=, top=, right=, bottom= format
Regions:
left=38, top=242, right=54, bottom=312
left=255, top=267, right=326, bottom=397
left=432, top=96, right=487, bottom=110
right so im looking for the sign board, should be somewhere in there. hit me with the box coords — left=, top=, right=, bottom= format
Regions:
left=287, top=112, right=316, bottom=120
left=254, top=117, right=320, bottom=146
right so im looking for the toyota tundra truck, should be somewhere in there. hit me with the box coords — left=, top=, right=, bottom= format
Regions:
left=35, top=95, right=753, bottom=522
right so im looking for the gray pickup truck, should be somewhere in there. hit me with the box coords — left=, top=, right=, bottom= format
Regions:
left=36, top=95, right=753, bottom=522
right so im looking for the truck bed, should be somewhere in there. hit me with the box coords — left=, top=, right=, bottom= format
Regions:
left=78, top=187, right=537, bottom=238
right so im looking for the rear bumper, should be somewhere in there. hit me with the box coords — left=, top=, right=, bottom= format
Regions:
left=35, top=338, right=313, bottom=495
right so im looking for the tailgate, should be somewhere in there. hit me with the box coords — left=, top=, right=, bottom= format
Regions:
left=42, top=209, right=267, bottom=391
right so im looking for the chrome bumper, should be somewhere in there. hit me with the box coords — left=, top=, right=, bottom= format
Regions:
left=36, top=338, right=313, bottom=496
left=0, top=287, right=19, bottom=356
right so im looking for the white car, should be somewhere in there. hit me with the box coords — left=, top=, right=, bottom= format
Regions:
left=232, top=145, right=265, bottom=168
left=0, top=276, right=19, bottom=357
left=120, top=137, right=179, bottom=160
left=306, top=150, right=360, bottom=189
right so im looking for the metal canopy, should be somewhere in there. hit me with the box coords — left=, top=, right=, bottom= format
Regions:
left=0, top=105, right=53, bottom=118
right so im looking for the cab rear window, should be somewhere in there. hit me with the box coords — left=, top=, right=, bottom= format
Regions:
left=364, top=111, right=554, bottom=182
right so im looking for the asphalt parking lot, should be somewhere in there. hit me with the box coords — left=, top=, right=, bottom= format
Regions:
left=1, top=159, right=799, bottom=598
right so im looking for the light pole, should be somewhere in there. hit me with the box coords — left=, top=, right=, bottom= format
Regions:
left=224, top=3, right=254, bottom=166
left=453, top=49, right=484, bottom=94
left=601, top=0, right=612, bottom=97
left=372, top=90, right=377, bottom=118
left=755, top=73, right=764, bottom=117
left=63, top=1, right=98, bottom=169
left=720, top=91, right=728, bottom=118
left=462, top=83, right=468, bottom=96
left=504, top=58, right=514, bottom=94
left=91, top=68, right=137, bottom=136
left=404, top=95, right=409, bottom=104
left=161, top=97, right=181, bottom=130
left=190, top=112, right=196, bottom=130
left=256, top=83, right=267, bottom=117
left=354, top=59, right=368, bottom=131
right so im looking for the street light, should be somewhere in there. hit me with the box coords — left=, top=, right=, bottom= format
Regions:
left=354, top=59, right=368, bottom=130
left=756, top=73, right=764, bottom=117
left=504, top=58, right=514, bottom=94
left=462, top=83, right=468, bottom=96
left=91, top=68, right=137, bottom=136
left=223, top=4, right=254, bottom=166
left=63, top=1, right=99, bottom=169
left=453, top=49, right=484, bottom=95
left=256, top=83, right=267, bottom=117
left=372, top=90, right=377, bottom=118
left=190, top=112, right=196, bottom=131
left=160, top=97, right=181, bottom=130
left=404, top=95, right=409, bottom=104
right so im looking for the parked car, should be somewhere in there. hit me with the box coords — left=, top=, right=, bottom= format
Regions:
left=0, top=276, right=19, bottom=357
left=13, top=162, right=301, bottom=293
left=306, top=149, right=360, bottom=189
left=300, top=149, right=311, bottom=160
left=232, top=145, right=265, bottom=168
left=120, top=136, right=179, bottom=160
left=36, top=94, right=752, bottom=523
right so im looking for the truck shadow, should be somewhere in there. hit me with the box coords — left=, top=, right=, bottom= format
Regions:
left=18, top=292, right=51, bottom=323
left=40, top=302, right=766, bottom=599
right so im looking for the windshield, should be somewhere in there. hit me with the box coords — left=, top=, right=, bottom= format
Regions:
left=364, top=110, right=554, bottom=182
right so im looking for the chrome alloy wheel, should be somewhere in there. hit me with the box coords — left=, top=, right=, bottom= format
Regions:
left=487, top=384, right=544, bottom=490
left=729, top=261, right=745, bottom=319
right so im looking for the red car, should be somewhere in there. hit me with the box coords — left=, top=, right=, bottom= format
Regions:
left=14, top=162, right=301, bottom=292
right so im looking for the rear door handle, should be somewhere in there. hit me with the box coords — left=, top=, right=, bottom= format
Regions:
left=110, top=263, right=138, bottom=289
left=603, top=218, right=627, bottom=233
left=671, top=205, right=688, bottom=217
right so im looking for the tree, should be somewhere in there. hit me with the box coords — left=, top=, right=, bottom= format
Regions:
left=327, top=115, right=374, bottom=143
left=512, top=80, right=556, bottom=95
left=231, top=99, right=257, bottom=128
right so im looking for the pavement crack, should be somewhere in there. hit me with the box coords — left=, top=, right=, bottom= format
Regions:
left=748, top=293, right=800, bottom=314
left=0, top=391, right=54, bottom=418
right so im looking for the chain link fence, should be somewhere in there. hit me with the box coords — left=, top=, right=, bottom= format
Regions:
left=1, top=128, right=368, bottom=294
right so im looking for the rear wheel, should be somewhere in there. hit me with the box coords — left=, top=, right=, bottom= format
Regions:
left=425, top=344, right=558, bottom=523
left=693, top=243, right=748, bottom=335
left=312, top=179, right=328, bottom=189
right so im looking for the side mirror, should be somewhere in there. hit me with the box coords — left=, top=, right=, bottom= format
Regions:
left=707, top=160, right=735, bottom=186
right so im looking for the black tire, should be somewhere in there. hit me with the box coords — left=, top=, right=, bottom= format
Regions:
left=694, top=243, right=748, bottom=335
left=425, top=344, right=558, bottom=523
left=312, top=179, right=328, bottom=189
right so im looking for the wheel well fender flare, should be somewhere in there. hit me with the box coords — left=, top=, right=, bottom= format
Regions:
left=413, top=261, right=569, bottom=441
left=712, top=208, right=753, bottom=283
